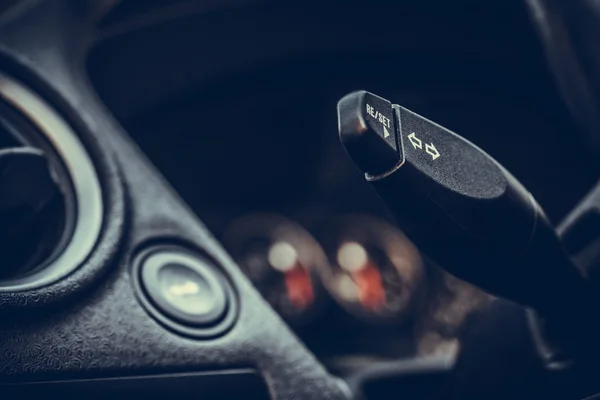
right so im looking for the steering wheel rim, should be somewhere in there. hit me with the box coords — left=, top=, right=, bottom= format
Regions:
left=0, top=1, right=351, bottom=399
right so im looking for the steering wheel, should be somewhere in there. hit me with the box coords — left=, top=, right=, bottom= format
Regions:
left=0, top=1, right=349, bottom=399
left=1, top=1, right=600, bottom=400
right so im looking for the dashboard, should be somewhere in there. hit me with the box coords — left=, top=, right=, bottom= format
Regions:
left=87, top=0, right=598, bottom=377
left=0, top=1, right=598, bottom=399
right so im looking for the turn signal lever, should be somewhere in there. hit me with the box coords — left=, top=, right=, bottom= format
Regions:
left=337, top=91, right=593, bottom=350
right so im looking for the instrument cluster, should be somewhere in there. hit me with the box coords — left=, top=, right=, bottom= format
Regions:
left=222, top=213, right=425, bottom=329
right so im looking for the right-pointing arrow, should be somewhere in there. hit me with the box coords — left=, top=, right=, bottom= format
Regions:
left=426, top=143, right=440, bottom=160
left=408, top=132, right=422, bottom=149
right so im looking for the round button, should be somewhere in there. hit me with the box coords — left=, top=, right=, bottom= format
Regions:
left=139, top=250, right=229, bottom=327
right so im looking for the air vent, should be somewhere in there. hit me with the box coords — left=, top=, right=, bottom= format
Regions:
left=0, top=74, right=103, bottom=291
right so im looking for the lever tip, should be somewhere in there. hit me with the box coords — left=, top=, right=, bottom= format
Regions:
left=337, top=91, right=402, bottom=176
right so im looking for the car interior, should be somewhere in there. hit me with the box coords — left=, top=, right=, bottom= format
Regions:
left=1, top=0, right=600, bottom=399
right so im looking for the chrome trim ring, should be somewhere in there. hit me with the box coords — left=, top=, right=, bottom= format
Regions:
left=0, top=74, right=103, bottom=291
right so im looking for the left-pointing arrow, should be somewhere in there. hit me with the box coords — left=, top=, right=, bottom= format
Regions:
left=383, top=126, right=390, bottom=138
left=408, top=132, right=422, bottom=149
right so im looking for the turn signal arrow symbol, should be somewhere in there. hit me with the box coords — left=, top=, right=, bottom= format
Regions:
left=408, top=132, right=422, bottom=149
left=426, top=143, right=440, bottom=160
left=407, top=132, right=440, bottom=160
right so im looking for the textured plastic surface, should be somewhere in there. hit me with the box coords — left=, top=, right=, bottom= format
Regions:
left=0, top=1, right=348, bottom=399
left=339, top=91, right=589, bottom=327
left=388, top=104, right=536, bottom=257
